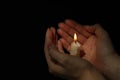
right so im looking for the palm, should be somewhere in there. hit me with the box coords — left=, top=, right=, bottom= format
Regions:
left=82, top=35, right=97, bottom=65
left=57, top=19, right=115, bottom=70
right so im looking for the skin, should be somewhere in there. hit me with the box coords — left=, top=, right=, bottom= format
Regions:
left=44, top=27, right=105, bottom=80
left=57, top=19, right=120, bottom=80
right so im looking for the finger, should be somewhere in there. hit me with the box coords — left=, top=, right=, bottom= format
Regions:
left=83, top=25, right=95, bottom=33
left=58, top=23, right=87, bottom=44
left=77, top=33, right=87, bottom=44
left=50, top=27, right=55, bottom=36
left=94, top=24, right=115, bottom=57
left=94, top=24, right=109, bottom=38
left=57, top=29, right=73, bottom=44
left=65, top=19, right=91, bottom=38
left=60, top=38, right=70, bottom=51
left=44, top=29, right=65, bottom=74
left=44, top=28, right=54, bottom=65
left=58, top=40, right=64, bottom=53
left=50, top=27, right=57, bottom=44
left=48, top=57, right=65, bottom=76
left=49, top=46, right=69, bottom=66
left=58, top=22, right=80, bottom=36
left=44, top=28, right=53, bottom=51
left=65, top=19, right=78, bottom=26
left=44, top=28, right=56, bottom=65
left=49, top=64, right=65, bottom=76
left=82, top=36, right=97, bottom=59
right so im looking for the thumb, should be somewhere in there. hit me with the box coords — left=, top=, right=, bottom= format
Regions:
left=94, top=24, right=109, bottom=38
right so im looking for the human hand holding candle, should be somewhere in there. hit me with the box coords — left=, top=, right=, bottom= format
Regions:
left=44, top=27, right=106, bottom=80
left=58, top=20, right=120, bottom=80
left=70, top=33, right=81, bottom=56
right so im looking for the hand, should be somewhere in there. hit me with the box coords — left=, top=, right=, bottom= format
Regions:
left=57, top=19, right=120, bottom=80
left=44, top=27, right=105, bottom=80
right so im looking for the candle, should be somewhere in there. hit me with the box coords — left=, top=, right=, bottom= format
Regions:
left=70, top=33, right=81, bottom=56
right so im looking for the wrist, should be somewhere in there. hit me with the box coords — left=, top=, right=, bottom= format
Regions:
left=77, top=68, right=105, bottom=80
left=102, top=53, right=120, bottom=80
left=103, top=52, right=119, bottom=70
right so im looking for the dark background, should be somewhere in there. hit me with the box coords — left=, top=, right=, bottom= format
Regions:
left=29, top=2, right=120, bottom=80
left=3, top=1, right=120, bottom=80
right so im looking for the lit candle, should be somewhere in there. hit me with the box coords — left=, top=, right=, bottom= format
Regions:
left=70, top=33, right=81, bottom=56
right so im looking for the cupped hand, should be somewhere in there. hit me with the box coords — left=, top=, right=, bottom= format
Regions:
left=57, top=19, right=116, bottom=72
left=44, top=27, right=105, bottom=80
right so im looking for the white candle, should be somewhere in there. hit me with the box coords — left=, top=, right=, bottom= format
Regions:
left=70, top=33, right=81, bottom=56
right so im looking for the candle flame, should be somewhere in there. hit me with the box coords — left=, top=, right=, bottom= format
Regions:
left=74, top=33, right=77, bottom=41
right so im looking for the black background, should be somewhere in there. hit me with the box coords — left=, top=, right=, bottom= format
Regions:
left=3, top=1, right=120, bottom=80
left=19, top=1, right=120, bottom=80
